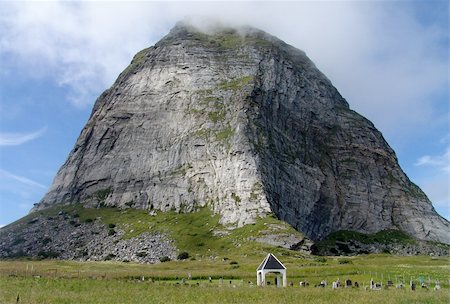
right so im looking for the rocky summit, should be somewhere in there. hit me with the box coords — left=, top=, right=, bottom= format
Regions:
left=2, top=22, right=450, bottom=260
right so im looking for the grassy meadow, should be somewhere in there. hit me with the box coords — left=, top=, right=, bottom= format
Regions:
left=2, top=205, right=449, bottom=303
left=1, top=254, right=449, bottom=303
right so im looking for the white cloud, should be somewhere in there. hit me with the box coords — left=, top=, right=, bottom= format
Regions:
left=414, top=140, right=450, bottom=220
left=415, top=147, right=450, bottom=172
left=419, top=174, right=450, bottom=221
left=0, top=169, right=47, bottom=190
left=0, top=2, right=167, bottom=107
left=0, top=127, right=47, bottom=146
left=0, top=2, right=446, bottom=141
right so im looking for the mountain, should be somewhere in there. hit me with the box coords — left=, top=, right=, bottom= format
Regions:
left=1, top=22, right=449, bottom=261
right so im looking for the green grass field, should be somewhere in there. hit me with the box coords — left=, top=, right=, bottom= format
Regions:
left=3, top=205, right=449, bottom=303
left=1, top=254, right=449, bottom=303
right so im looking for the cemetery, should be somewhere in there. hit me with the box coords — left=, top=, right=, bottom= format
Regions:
left=1, top=253, right=449, bottom=303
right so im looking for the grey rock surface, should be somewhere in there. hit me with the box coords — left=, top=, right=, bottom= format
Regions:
left=248, top=223, right=314, bottom=251
left=0, top=211, right=176, bottom=263
left=31, top=22, right=450, bottom=245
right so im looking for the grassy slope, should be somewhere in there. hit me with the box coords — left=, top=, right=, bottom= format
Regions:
left=8, top=204, right=306, bottom=262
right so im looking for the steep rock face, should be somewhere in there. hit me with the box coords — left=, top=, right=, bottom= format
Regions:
left=34, top=22, right=450, bottom=244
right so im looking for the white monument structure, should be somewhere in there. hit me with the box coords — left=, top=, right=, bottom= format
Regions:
left=256, top=253, right=287, bottom=287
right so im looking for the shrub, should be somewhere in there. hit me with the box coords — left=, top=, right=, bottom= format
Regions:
left=159, top=256, right=171, bottom=263
left=229, top=261, right=238, bottom=265
left=338, top=258, right=352, bottom=264
left=177, top=251, right=189, bottom=260
left=231, top=192, right=241, bottom=203
left=136, top=251, right=147, bottom=258
left=95, top=188, right=111, bottom=202
left=104, top=253, right=116, bottom=261
left=37, top=251, right=58, bottom=259
left=84, top=218, right=93, bottom=223
left=316, top=257, right=327, bottom=263
left=108, top=229, right=116, bottom=236
left=10, top=250, right=27, bottom=258
left=108, top=223, right=116, bottom=228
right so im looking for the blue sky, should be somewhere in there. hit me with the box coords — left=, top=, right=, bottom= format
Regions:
left=0, top=1, right=448, bottom=227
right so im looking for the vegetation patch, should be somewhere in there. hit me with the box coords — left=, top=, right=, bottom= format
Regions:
left=170, top=163, right=193, bottom=176
left=136, top=252, right=147, bottom=258
left=315, top=257, right=327, bottom=263
left=338, top=258, right=352, bottom=264
left=315, top=229, right=416, bottom=254
left=193, top=128, right=210, bottom=139
left=104, top=253, right=116, bottom=261
left=37, top=251, right=58, bottom=259
left=193, top=29, right=273, bottom=50
left=250, top=182, right=263, bottom=200
left=213, top=32, right=244, bottom=49
left=119, top=47, right=150, bottom=77
left=95, top=188, right=111, bottom=201
left=208, top=111, right=226, bottom=123
left=177, top=251, right=190, bottom=260
left=231, top=193, right=241, bottom=203
left=219, top=76, right=253, bottom=91
left=386, top=172, right=400, bottom=184
left=215, top=126, right=234, bottom=141
left=333, top=229, right=412, bottom=244
left=27, top=219, right=38, bottom=225
left=159, top=256, right=171, bottom=263
left=405, top=182, right=425, bottom=199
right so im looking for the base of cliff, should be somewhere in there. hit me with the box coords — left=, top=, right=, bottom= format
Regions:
left=312, top=230, right=450, bottom=256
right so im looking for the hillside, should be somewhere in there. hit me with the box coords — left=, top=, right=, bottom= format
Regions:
left=0, top=204, right=312, bottom=262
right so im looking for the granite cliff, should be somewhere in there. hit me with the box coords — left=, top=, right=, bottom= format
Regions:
left=4, top=22, right=450, bottom=255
